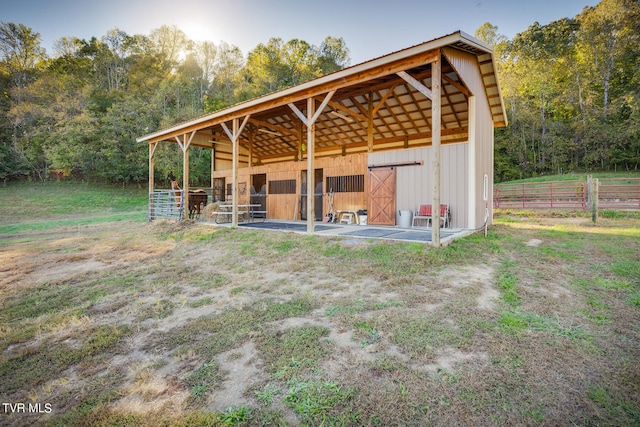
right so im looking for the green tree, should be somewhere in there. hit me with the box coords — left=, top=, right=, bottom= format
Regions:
left=148, top=25, right=193, bottom=71
left=243, top=37, right=287, bottom=98
left=0, top=22, right=47, bottom=179
left=575, top=0, right=640, bottom=169
left=211, top=41, right=244, bottom=105
left=1, top=21, right=357, bottom=183
left=0, top=22, right=46, bottom=90
left=318, top=36, right=350, bottom=73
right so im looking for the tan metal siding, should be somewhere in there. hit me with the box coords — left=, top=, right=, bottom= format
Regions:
left=476, top=98, right=494, bottom=226
left=443, top=47, right=495, bottom=227
left=368, top=144, right=468, bottom=228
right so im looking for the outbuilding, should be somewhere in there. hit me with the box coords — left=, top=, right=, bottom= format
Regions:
left=137, top=31, right=507, bottom=246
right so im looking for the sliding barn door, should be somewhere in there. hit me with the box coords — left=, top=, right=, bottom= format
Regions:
left=367, top=167, right=396, bottom=225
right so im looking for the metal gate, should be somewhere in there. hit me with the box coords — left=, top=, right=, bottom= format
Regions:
left=149, top=190, right=183, bottom=221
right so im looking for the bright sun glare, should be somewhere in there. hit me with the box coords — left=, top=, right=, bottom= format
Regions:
left=183, top=24, right=219, bottom=45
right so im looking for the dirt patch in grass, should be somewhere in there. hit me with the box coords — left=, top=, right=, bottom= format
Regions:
left=1, top=211, right=639, bottom=426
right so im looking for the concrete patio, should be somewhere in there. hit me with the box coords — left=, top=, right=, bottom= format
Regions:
left=205, top=219, right=474, bottom=246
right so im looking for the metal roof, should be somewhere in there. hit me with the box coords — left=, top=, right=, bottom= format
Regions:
left=137, top=31, right=506, bottom=162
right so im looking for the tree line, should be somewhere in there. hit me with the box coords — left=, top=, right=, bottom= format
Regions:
left=0, top=23, right=350, bottom=183
left=0, top=0, right=638, bottom=185
left=480, top=0, right=640, bottom=181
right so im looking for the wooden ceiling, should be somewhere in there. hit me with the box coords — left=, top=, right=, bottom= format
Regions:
left=138, top=31, right=506, bottom=163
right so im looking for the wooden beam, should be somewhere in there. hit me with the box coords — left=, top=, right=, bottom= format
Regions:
left=288, top=102, right=308, bottom=126
left=298, top=121, right=303, bottom=161
left=367, top=92, right=374, bottom=153
left=311, top=91, right=335, bottom=124
left=372, top=83, right=399, bottom=116
left=149, top=141, right=159, bottom=159
left=397, top=71, right=432, bottom=100
left=442, top=74, right=470, bottom=96
left=288, top=90, right=335, bottom=128
left=468, top=95, right=477, bottom=229
left=221, top=115, right=250, bottom=142
left=174, top=131, right=196, bottom=219
left=248, top=118, right=300, bottom=138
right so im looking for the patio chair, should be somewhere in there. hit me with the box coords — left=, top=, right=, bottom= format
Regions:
left=440, top=204, right=450, bottom=228
left=412, top=204, right=450, bottom=228
left=412, top=204, right=433, bottom=228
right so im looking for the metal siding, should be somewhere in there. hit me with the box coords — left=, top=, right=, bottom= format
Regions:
left=443, top=47, right=495, bottom=228
left=369, top=144, right=468, bottom=228
left=477, top=103, right=494, bottom=226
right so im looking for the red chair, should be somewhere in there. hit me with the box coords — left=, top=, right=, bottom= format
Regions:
left=412, top=204, right=450, bottom=228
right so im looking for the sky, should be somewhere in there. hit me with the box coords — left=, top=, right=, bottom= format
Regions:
left=2, top=0, right=600, bottom=65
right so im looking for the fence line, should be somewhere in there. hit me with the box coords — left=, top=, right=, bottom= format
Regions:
left=597, top=178, right=640, bottom=209
left=494, top=180, right=586, bottom=209
left=494, top=178, right=640, bottom=211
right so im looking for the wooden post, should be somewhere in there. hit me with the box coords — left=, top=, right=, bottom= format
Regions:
left=288, top=91, right=335, bottom=234
left=431, top=53, right=442, bottom=247
left=298, top=121, right=303, bottom=161
left=211, top=146, right=215, bottom=194
left=592, top=178, right=597, bottom=223
left=232, top=118, right=239, bottom=227
left=248, top=129, right=254, bottom=167
left=175, top=132, right=195, bottom=221
left=396, top=67, right=442, bottom=246
left=149, top=142, right=157, bottom=221
left=307, top=98, right=315, bottom=233
left=221, top=116, right=250, bottom=227
left=183, top=137, right=189, bottom=220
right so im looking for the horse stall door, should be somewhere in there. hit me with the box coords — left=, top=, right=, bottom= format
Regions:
left=251, top=173, right=267, bottom=215
left=213, top=178, right=226, bottom=202
left=367, top=167, right=396, bottom=225
left=300, top=169, right=324, bottom=220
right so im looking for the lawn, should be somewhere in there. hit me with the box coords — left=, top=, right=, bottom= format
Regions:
left=0, top=182, right=639, bottom=426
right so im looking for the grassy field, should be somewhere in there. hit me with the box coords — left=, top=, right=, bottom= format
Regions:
left=0, top=182, right=639, bottom=426
left=0, top=181, right=148, bottom=236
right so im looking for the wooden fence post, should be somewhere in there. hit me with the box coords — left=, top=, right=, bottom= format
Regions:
left=591, top=177, right=599, bottom=223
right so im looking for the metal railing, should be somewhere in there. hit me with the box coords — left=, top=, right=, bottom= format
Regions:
left=494, top=180, right=587, bottom=209
left=494, top=177, right=640, bottom=211
left=149, top=190, right=183, bottom=221
left=597, top=178, right=640, bottom=209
